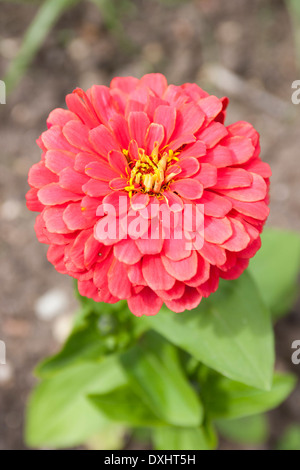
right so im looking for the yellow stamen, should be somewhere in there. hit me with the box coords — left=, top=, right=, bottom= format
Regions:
left=123, top=146, right=181, bottom=197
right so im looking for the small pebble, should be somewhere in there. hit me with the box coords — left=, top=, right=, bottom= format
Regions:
left=34, top=288, right=69, bottom=321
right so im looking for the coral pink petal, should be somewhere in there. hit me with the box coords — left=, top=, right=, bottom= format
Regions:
left=228, top=197, right=270, bottom=220
left=110, top=76, right=140, bottom=93
left=204, top=216, right=232, bottom=244
left=89, top=85, right=114, bottom=126
left=163, top=191, right=184, bottom=211
left=178, top=157, right=200, bottom=178
left=108, top=260, right=132, bottom=299
left=218, top=173, right=267, bottom=202
left=142, top=255, right=175, bottom=291
left=130, top=192, right=150, bottom=210
left=144, top=123, right=165, bottom=154
left=47, top=108, right=79, bottom=128
left=165, top=286, right=202, bottom=313
left=44, top=206, right=71, bottom=234
left=127, top=263, right=147, bottom=286
left=213, top=168, right=252, bottom=189
left=108, top=150, right=129, bottom=176
left=135, top=236, right=164, bottom=255
left=74, top=153, right=94, bottom=173
left=172, top=102, right=205, bottom=138
left=63, top=121, right=94, bottom=152
left=200, top=241, right=227, bottom=266
left=243, top=159, right=272, bottom=178
left=140, top=73, right=168, bottom=96
left=163, top=233, right=191, bottom=261
left=109, top=115, right=130, bottom=149
left=82, top=179, right=111, bottom=197
left=38, top=183, right=81, bottom=205
left=195, top=163, right=217, bottom=188
left=167, top=134, right=196, bottom=151
left=127, top=287, right=163, bottom=316
left=26, top=188, right=44, bottom=212
left=84, top=234, right=103, bottom=267
left=162, top=251, right=198, bottom=281
left=197, top=267, right=219, bottom=297
left=28, top=162, right=58, bottom=188
left=41, top=126, right=77, bottom=152
left=85, top=161, right=118, bottom=181
left=201, top=145, right=234, bottom=167
left=45, top=150, right=75, bottom=174
left=65, top=89, right=100, bottom=128
left=114, top=239, right=142, bottom=265
left=179, top=141, right=206, bottom=158
left=63, top=202, right=93, bottom=230
left=223, top=136, right=255, bottom=165
left=89, top=124, right=120, bottom=158
left=59, top=167, right=89, bottom=193
left=153, top=105, right=176, bottom=144
left=128, top=111, right=150, bottom=148
left=170, top=179, right=203, bottom=200
left=196, top=122, right=228, bottom=149
left=185, top=255, right=210, bottom=287
left=156, top=281, right=185, bottom=301
left=201, top=191, right=232, bottom=217
left=220, top=258, right=249, bottom=280
left=198, top=96, right=223, bottom=122
left=221, top=218, right=251, bottom=252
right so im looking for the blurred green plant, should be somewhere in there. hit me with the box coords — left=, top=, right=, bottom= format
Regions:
left=25, top=228, right=300, bottom=450
left=286, top=0, right=300, bottom=72
left=277, top=425, right=300, bottom=450
left=2, top=0, right=135, bottom=94
left=3, top=0, right=80, bottom=94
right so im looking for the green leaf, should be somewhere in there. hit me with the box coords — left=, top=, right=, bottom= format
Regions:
left=89, top=386, right=163, bottom=427
left=216, top=414, right=269, bottom=445
left=37, top=300, right=145, bottom=379
left=120, top=331, right=203, bottom=427
left=25, top=357, right=127, bottom=448
left=276, top=425, right=300, bottom=450
left=142, top=271, right=274, bottom=390
left=201, top=371, right=296, bottom=421
left=152, top=424, right=217, bottom=451
left=249, top=228, right=300, bottom=318
left=4, top=0, right=80, bottom=93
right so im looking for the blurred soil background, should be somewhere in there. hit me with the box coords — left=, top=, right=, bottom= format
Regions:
left=0, top=0, right=299, bottom=450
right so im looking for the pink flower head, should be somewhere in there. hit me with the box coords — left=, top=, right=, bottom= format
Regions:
left=26, top=74, right=271, bottom=316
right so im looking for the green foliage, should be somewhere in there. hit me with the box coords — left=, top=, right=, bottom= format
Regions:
left=26, top=357, right=127, bottom=448
left=152, top=424, right=217, bottom=451
left=276, top=425, right=300, bottom=450
left=36, top=299, right=143, bottom=378
left=286, top=0, right=300, bottom=72
left=200, top=369, right=296, bottom=421
left=119, top=331, right=203, bottom=427
left=89, top=386, right=163, bottom=427
left=249, top=228, right=300, bottom=319
left=142, top=271, right=274, bottom=390
left=216, top=414, right=269, bottom=446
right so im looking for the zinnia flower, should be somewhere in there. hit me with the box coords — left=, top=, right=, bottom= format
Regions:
left=26, top=73, right=271, bottom=316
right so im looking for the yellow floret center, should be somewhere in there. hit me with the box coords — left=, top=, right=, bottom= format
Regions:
left=123, top=144, right=179, bottom=197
